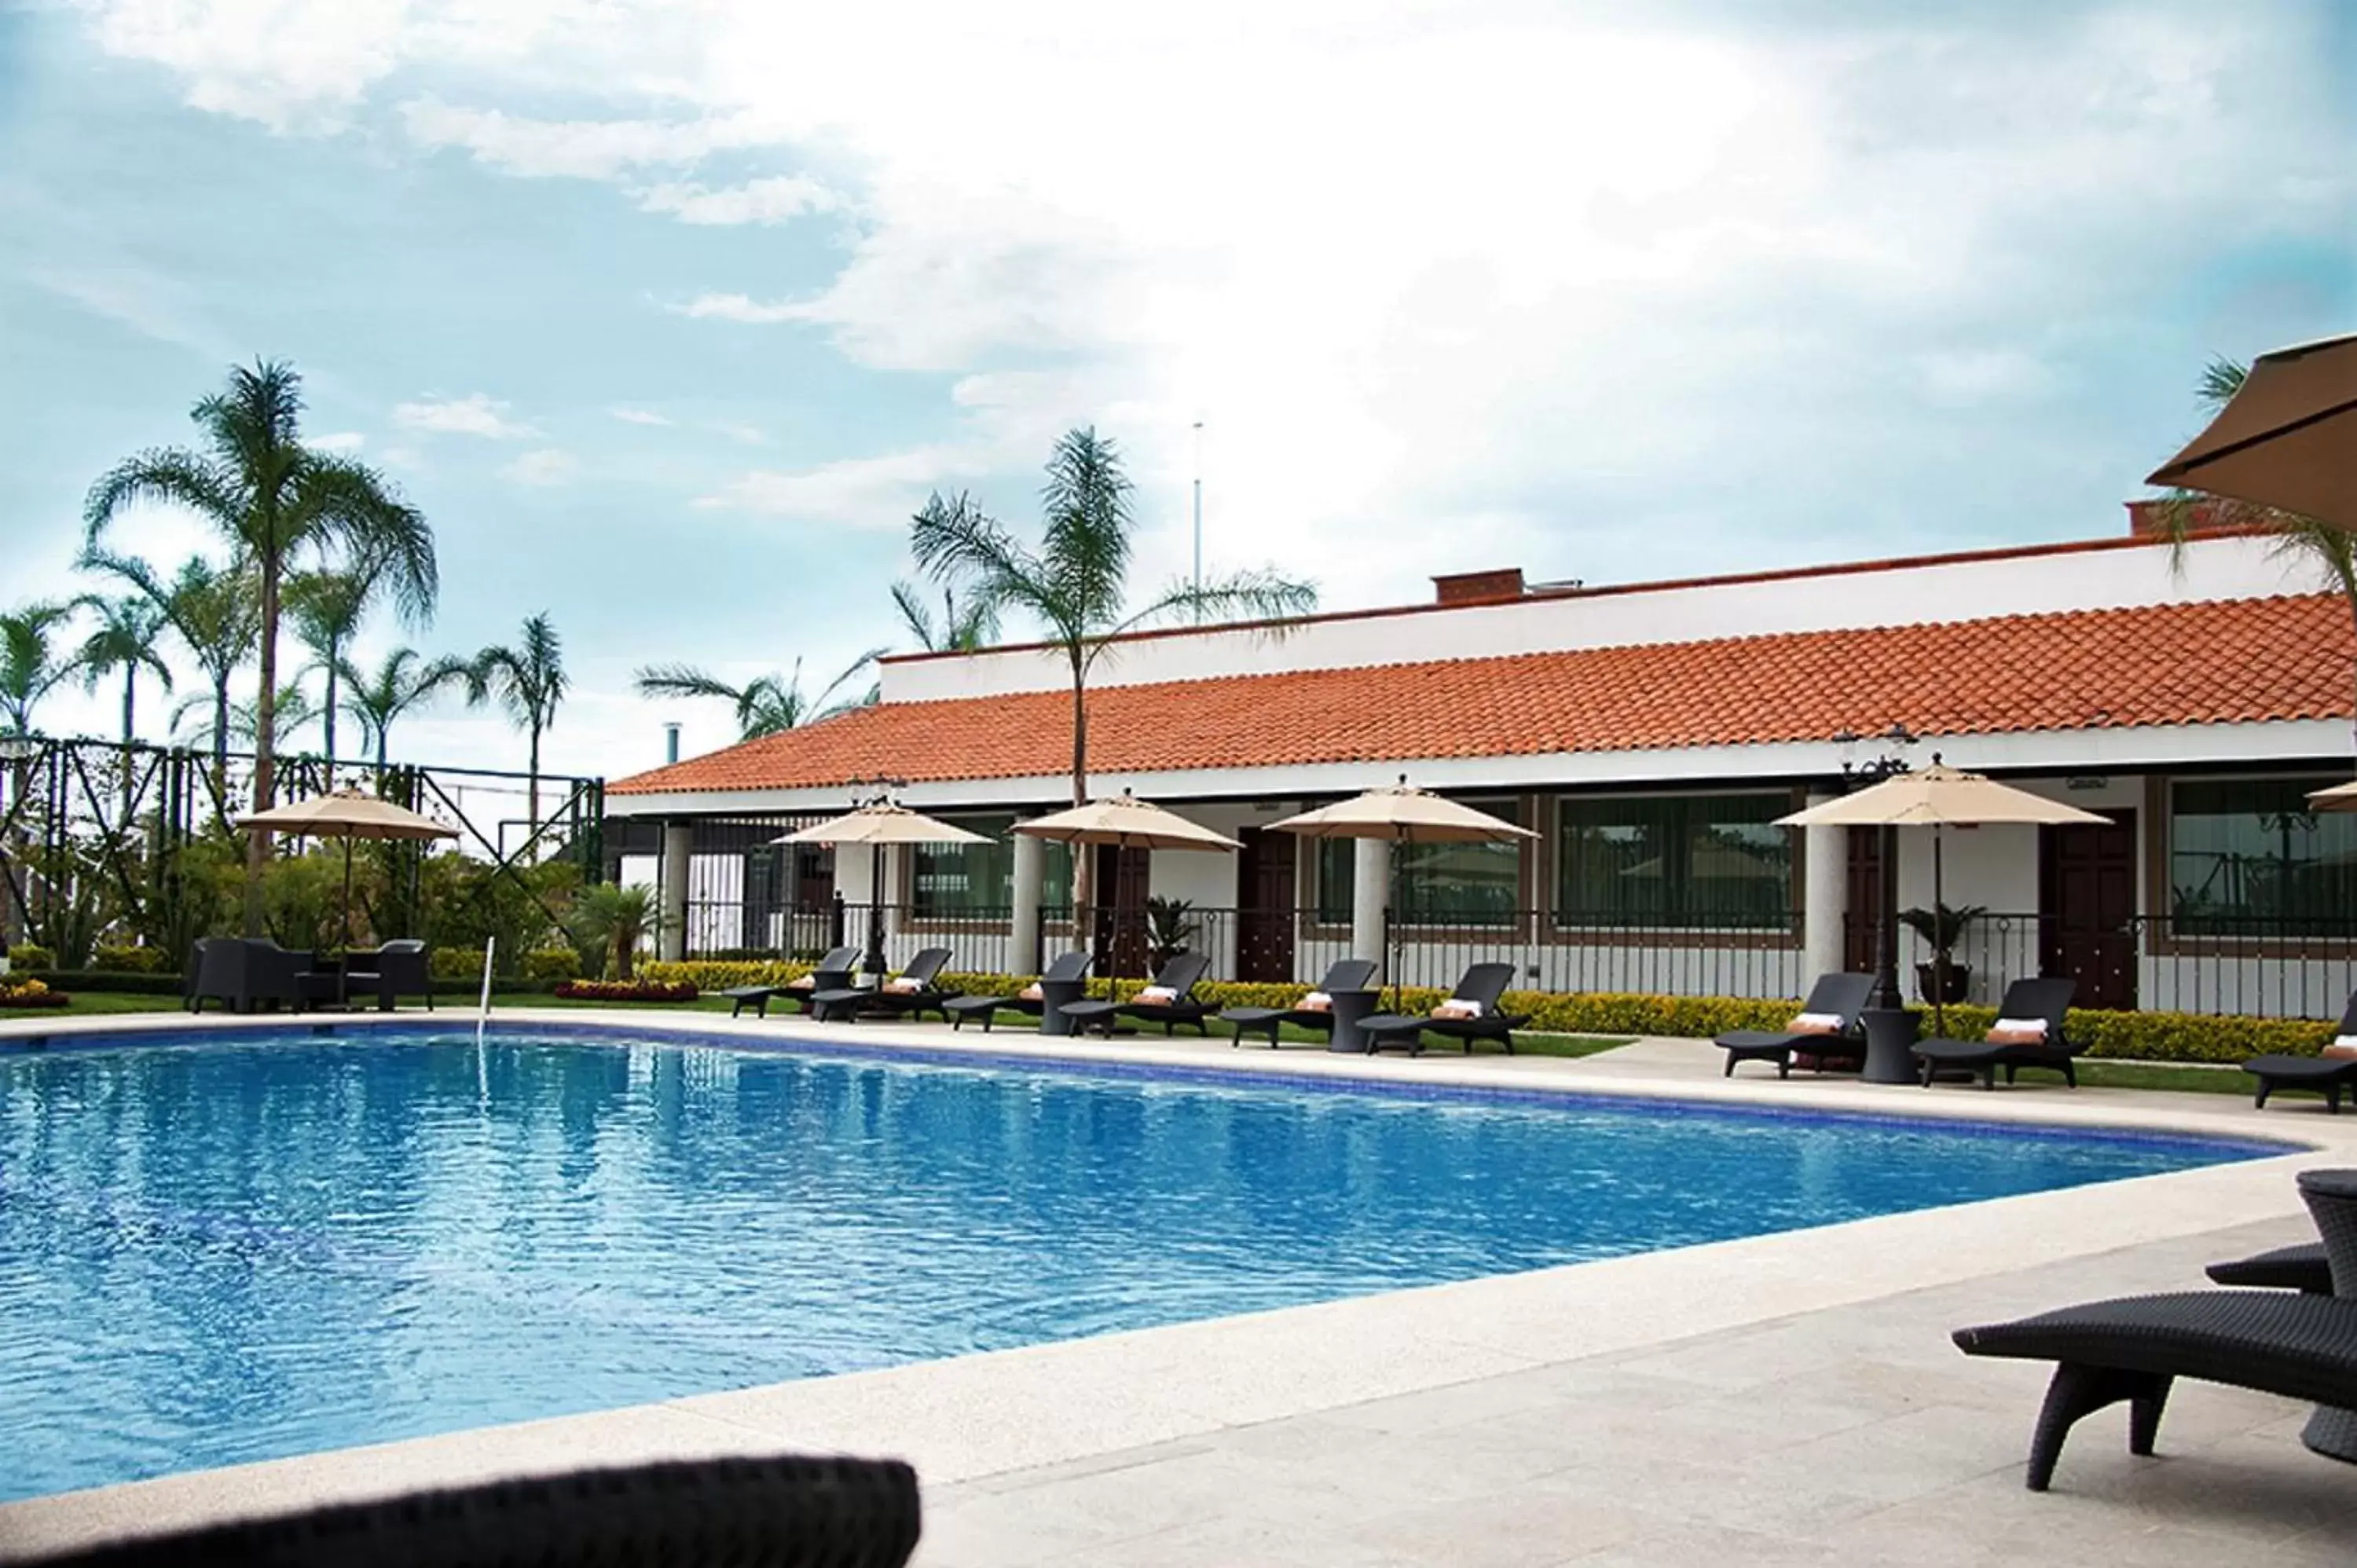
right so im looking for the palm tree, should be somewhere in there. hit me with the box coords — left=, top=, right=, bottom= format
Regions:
left=85, top=358, right=436, bottom=926
left=2158, top=356, right=2357, bottom=749
left=632, top=650, right=885, bottom=742
left=893, top=499, right=1003, bottom=653
left=71, top=594, right=174, bottom=746
left=285, top=569, right=376, bottom=766
left=80, top=551, right=258, bottom=790
left=0, top=601, right=81, bottom=736
left=339, top=647, right=474, bottom=771
left=570, top=881, right=658, bottom=980
left=471, top=613, right=568, bottom=830
left=910, top=426, right=1314, bottom=925
left=174, top=683, right=320, bottom=753
left=71, top=594, right=174, bottom=819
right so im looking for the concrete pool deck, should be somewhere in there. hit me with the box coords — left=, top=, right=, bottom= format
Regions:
left=2, top=1009, right=2353, bottom=1563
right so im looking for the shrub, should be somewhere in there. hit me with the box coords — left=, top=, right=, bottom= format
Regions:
left=553, top=978, right=698, bottom=1003
left=91, top=944, right=172, bottom=974
left=5, top=944, right=55, bottom=973
left=522, top=947, right=582, bottom=983
left=431, top=947, right=489, bottom=981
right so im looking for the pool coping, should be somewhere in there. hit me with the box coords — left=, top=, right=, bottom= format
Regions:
left=2, top=1008, right=2352, bottom=1559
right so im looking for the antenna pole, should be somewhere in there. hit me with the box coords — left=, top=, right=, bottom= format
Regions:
left=1191, top=419, right=1204, bottom=621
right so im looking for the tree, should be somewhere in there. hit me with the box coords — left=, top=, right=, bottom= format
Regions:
left=174, top=683, right=319, bottom=753
left=285, top=569, right=376, bottom=765
left=890, top=579, right=998, bottom=653
left=910, top=426, right=1315, bottom=927
left=471, top=612, right=568, bottom=830
left=339, top=647, right=474, bottom=770
left=2157, top=356, right=2357, bottom=750
left=85, top=358, right=436, bottom=929
left=632, top=650, right=885, bottom=742
left=569, top=881, right=657, bottom=980
left=0, top=601, right=81, bottom=736
left=71, top=594, right=174, bottom=746
left=80, top=551, right=258, bottom=789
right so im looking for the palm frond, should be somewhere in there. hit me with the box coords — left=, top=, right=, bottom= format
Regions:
left=889, top=580, right=940, bottom=650
left=83, top=449, right=240, bottom=544
left=2198, top=356, right=2249, bottom=412
left=288, top=456, right=438, bottom=625
left=632, top=663, right=742, bottom=703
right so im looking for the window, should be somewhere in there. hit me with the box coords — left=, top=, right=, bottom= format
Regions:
left=1554, top=792, right=1793, bottom=931
left=2169, top=777, right=2357, bottom=936
left=909, top=815, right=1072, bottom=918
left=1312, top=797, right=1525, bottom=926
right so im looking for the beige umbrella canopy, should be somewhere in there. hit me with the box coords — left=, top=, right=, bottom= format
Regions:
left=2308, top=781, right=2357, bottom=814
left=239, top=789, right=459, bottom=1000
left=774, top=800, right=992, bottom=974
left=1267, top=780, right=1536, bottom=1003
left=2146, top=332, right=2357, bottom=529
left=239, top=788, right=460, bottom=841
left=1780, top=765, right=2109, bottom=1035
left=1014, top=792, right=1243, bottom=852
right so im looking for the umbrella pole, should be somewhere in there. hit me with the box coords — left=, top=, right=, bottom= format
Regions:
left=867, top=842, right=887, bottom=977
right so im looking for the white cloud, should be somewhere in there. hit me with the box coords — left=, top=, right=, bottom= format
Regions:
left=672, top=291, right=811, bottom=324
left=698, top=445, right=978, bottom=527
left=310, top=430, right=368, bottom=452
left=392, top=392, right=537, bottom=439
left=504, top=448, right=577, bottom=485
left=712, top=421, right=767, bottom=445
left=400, top=96, right=769, bottom=180
left=609, top=406, right=673, bottom=426
left=636, top=175, right=837, bottom=226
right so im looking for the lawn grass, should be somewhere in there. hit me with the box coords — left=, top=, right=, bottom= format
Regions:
left=2072, top=1059, right=2251, bottom=1096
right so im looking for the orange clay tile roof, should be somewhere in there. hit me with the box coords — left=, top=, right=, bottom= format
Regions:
left=611, top=594, right=2352, bottom=795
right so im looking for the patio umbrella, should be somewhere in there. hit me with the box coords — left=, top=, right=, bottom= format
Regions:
left=1266, top=779, right=1537, bottom=1008
left=1012, top=792, right=1244, bottom=852
left=2308, top=780, right=2357, bottom=813
left=774, top=800, right=989, bottom=976
left=1013, top=793, right=1241, bottom=961
left=2147, top=332, right=2357, bottom=529
left=239, top=788, right=458, bottom=1004
left=1777, top=764, right=2108, bottom=1035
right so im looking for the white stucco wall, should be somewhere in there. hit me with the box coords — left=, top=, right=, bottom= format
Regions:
left=879, top=533, right=2308, bottom=704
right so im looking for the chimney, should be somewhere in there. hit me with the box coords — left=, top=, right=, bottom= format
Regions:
left=1432, top=567, right=1525, bottom=606
left=664, top=723, right=681, bottom=764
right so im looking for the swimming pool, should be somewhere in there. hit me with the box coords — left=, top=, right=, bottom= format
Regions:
left=0, top=1025, right=2275, bottom=1501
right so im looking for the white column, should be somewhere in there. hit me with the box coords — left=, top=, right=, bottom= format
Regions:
left=1352, top=837, right=1391, bottom=979
left=1010, top=830, right=1044, bottom=976
left=1802, top=792, right=1847, bottom=987
left=658, top=820, right=693, bottom=962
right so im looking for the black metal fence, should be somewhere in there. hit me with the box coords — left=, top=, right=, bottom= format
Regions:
left=0, top=734, right=603, bottom=966
left=659, top=893, right=2357, bottom=1020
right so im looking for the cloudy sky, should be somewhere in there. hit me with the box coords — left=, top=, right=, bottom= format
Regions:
left=2, top=0, right=2348, bottom=786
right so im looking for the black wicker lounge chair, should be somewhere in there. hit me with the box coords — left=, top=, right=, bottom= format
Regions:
left=940, top=951, right=1092, bottom=1032
left=2244, top=992, right=2357, bottom=1112
left=2209, top=1241, right=2335, bottom=1295
left=1714, top=973, right=1875, bottom=1079
left=810, top=947, right=955, bottom=1023
left=1061, top=952, right=1215, bottom=1037
left=1955, top=1167, right=2357, bottom=1491
left=717, top=946, right=861, bottom=1019
left=1356, top=962, right=1530, bottom=1057
left=1910, top=976, right=2080, bottom=1089
left=1220, top=958, right=1380, bottom=1047
left=24, top=1453, right=922, bottom=1567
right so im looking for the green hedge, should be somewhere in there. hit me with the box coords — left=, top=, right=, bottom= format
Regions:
left=636, top=962, right=2343, bottom=1064
left=18, top=969, right=185, bottom=995
left=5, top=945, right=55, bottom=973
left=522, top=947, right=582, bottom=983
left=93, top=945, right=174, bottom=974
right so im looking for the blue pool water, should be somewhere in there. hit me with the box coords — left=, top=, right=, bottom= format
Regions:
left=0, top=1027, right=2275, bottom=1501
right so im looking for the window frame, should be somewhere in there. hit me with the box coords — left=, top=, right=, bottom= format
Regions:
left=1549, top=786, right=1803, bottom=941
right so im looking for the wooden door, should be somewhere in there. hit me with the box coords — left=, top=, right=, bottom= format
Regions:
left=1843, top=826, right=1884, bottom=973
left=1236, top=828, right=1298, bottom=984
left=2040, top=812, right=2138, bottom=1010
left=1093, top=844, right=1152, bottom=978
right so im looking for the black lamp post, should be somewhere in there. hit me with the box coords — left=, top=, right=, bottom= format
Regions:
left=1835, top=724, right=1918, bottom=1076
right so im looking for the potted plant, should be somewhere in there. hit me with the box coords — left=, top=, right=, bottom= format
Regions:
left=1145, top=896, right=1200, bottom=971
left=1899, top=902, right=1984, bottom=1004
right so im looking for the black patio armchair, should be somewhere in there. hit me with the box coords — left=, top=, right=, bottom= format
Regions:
left=343, top=939, right=434, bottom=1011
left=187, top=937, right=313, bottom=1014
